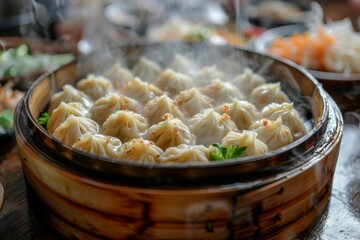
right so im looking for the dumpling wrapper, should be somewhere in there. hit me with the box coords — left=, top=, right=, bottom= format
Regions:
left=188, top=108, right=238, bottom=146
left=250, top=83, right=290, bottom=110
left=76, top=74, right=114, bottom=100
left=221, top=130, right=268, bottom=157
left=215, top=99, right=259, bottom=130
left=48, top=84, right=92, bottom=114
left=142, top=95, right=185, bottom=125
left=153, top=69, right=193, bottom=96
left=249, top=117, right=293, bottom=151
left=73, top=133, right=121, bottom=159
left=175, top=87, right=212, bottom=117
left=122, top=77, right=163, bottom=104
left=90, top=93, right=142, bottom=125
left=47, top=102, right=88, bottom=133
left=102, top=110, right=148, bottom=143
left=201, top=79, right=244, bottom=106
left=53, top=115, right=99, bottom=146
left=261, top=102, right=307, bottom=140
left=147, top=114, right=196, bottom=150
left=161, top=144, right=210, bottom=163
left=232, top=68, right=266, bottom=99
left=118, top=139, right=163, bottom=164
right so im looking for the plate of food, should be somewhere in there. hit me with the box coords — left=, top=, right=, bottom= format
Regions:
left=252, top=3, right=360, bottom=111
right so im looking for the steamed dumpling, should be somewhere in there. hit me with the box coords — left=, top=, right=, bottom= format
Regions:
left=116, top=95, right=143, bottom=112
left=47, top=102, right=88, bottom=133
left=232, top=68, right=266, bottom=99
left=202, top=79, right=244, bottom=106
left=221, top=130, right=268, bottom=157
left=132, top=57, right=162, bottom=82
left=53, top=115, right=99, bottom=145
left=261, top=102, right=307, bottom=140
left=118, top=139, right=163, bottom=164
left=249, top=117, right=293, bottom=151
left=153, top=69, right=193, bottom=96
left=122, top=77, right=163, bottom=104
left=73, top=133, right=121, bottom=159
left=104, top=63, right=133, bottom=88
left=193, top=65, right=225, bottom=86
left=161, top=144, right=210, bottom=163
left=215, top=99, right=259, bottom=130
left=49, top=84, right=92, bottom=114
left=102, top=110, right=149, bottom=142
left=90, top=94, right=122, bottom=125
left=147, top=114, right=196, bottom=150
left=76, top=74, right=114, bottom=100
left=168, top=54, right=198, bottom=75
left=142, top=95, right=186, bottom=125
left=90, top=94, right=142, bottom=125
left=175, top=87, right=212, bottom=116
left=250, top=83, right=290, bottom=110
left=187, top=109, right=238, bottom=146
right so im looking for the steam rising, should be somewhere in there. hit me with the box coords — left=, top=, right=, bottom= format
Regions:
left=24, top=0, right=313, bottom=129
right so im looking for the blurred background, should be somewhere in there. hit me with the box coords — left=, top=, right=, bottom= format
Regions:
left=0, top=0, right=359, bottom=53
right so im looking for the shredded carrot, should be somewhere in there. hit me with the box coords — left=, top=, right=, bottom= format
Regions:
left=268, top=30, right=335, bottom=71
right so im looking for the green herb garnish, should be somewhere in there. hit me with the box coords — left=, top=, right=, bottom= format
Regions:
left=38, top=112, right=50, bottom=128
left=0, top=109, right=14, bottom=130
left=209, top=144, right=247, bottom=161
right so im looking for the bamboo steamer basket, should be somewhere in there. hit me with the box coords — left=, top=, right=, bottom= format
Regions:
left=14, top=43, right=343, bottom=239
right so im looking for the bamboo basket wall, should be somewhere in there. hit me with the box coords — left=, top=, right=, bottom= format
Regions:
left=14, top=43, right=343, bottom=239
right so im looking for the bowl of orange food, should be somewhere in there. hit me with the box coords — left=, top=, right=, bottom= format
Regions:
left=253, top=16, right=360, bottom=111
left=14, top=42, right=342, bottom=239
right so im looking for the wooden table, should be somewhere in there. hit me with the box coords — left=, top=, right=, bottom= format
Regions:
left=0, top=113, right=359, bottom=239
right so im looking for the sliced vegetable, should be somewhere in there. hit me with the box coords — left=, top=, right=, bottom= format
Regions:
left=209, top=144, right=247, bottom=161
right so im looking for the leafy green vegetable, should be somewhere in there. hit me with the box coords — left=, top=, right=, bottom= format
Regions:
left=209, top=144, right=247, bottom=161
left=0, top=44, right=74, bottom=79
left=38, top=112, right=50, bottom=128
left=0, top=110, right=14, bottom=130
